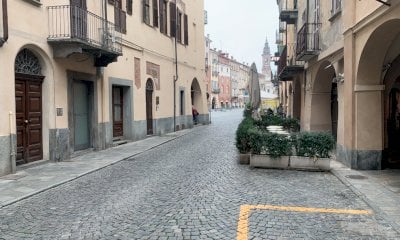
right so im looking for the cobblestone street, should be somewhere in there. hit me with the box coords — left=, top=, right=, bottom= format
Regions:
left=0, top=110, right=399, bottom=239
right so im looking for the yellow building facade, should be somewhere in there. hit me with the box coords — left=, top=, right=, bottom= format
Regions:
left=277, top=0, right=400, bottom=170
left=0, top=0, right=207, bottom=176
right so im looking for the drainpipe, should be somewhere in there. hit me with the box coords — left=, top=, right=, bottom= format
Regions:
left=9, top=112, right=16, bottom=173
left=173, top=0, right=178, bottom=132
left=0, top=0, right=8, bottom=47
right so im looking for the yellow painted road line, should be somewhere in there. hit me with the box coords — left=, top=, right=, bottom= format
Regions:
left=236, top=204, right=372, bottom=240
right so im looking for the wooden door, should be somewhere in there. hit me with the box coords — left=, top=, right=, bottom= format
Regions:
left=112, top=86, right=124, bottom=137
left=146, top=80, right=153, bottom=135
left=73, top=81, right=91, bottom=151
left=70, top=0, right=87, bottom=39
left=15, top=75, right=43, bottom=165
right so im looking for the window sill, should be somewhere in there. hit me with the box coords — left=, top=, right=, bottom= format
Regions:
left=329, top=9, right=342, bottom=22
left=22, top=0, right=42, bottom=7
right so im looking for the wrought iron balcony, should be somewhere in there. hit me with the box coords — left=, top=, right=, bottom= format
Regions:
left=47, top=5, right=123, bottom=67
left=278, top=44, right=304, bottom=81
left=296, top=23, right=321, bottom=61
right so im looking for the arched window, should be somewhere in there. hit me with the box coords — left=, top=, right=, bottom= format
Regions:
left=15, top=49, right=42, bottom=75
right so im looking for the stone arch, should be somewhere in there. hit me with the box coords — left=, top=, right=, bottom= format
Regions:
left=309, top=60, right=336, bottom=132
left=357, top=19, right=400, bottom=86
left=354, top=19, right=400, bottom=169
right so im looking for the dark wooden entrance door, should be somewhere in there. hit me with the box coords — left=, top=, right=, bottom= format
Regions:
left=73, top=81, right=91, bottom=151
left=15, top=74, right=43, bottom=165
left=146, top=80, right=154, bottom=135
left=70, top=0, right=87, bottom=39
left=112, top=86, right=124, bottom=137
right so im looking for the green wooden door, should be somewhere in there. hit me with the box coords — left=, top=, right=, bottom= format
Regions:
left=74, top=82, right=90, bottom=150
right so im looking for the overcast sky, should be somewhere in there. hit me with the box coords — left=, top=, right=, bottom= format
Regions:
left=204, top=0, right=279, bottom=72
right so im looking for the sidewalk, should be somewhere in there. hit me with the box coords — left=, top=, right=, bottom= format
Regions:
left=0, top=129, right=399, bottom=233
left=0, top=129, right=192, bottom=207
left=331, top=160, right=400, bottom=230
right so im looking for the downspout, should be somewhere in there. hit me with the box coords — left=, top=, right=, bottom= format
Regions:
left=173, top=0, right=178, bottom=132
left=0, top=0, right=8, bottom=47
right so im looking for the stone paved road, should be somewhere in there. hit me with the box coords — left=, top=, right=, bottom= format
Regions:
left=0, top=109, right=399, bottom=239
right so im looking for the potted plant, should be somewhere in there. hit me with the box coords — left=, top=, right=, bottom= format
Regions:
left=290, top=132, right=335, bottom=170
left=249, top=129, right=292, bottom=169
left=235, top=117, right=255, bottom=164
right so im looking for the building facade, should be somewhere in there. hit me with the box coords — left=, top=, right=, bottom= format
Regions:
left=0, top=0, right=207, bottom=176
left=276, top=0, right=400, bottom=170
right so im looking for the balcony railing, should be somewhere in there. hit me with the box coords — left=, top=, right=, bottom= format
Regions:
left=279, top=0, right=298, bottom=24
left=278, top=44, right=304, bottom=81
left=296, top=23, right=321, bottom=61
left=47, top=5, right=122, bottom=65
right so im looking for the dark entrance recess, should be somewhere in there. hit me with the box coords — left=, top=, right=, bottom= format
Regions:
left=146, top=79, right=154, bottom=135
left=112, top=86, right=124, bottom=137
left=385, top=85, right=400, bottom=168
left=15, top=74, right=44, bottom=165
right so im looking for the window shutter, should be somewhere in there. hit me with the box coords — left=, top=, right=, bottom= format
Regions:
left=169, top=2, right=176, bottom=37
left=184, top=14, right=188, bottom=45
left=153, top=0, right=159, bottom=27
left=121, top=10, right=127, bottom=33
left=159, top=0, right=164, bottom=33
left=127, top=0, right=133, bottom=15
left=177, top=11, right=182, bottom=43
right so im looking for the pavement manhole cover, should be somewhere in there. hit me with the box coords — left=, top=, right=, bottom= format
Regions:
left=345, top=175, right=368, bottom=180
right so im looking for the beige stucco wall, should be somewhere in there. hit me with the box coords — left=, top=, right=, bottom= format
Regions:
left=0, top=0, right=206, bottom=169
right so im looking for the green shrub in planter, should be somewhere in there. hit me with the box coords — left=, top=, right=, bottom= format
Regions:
left=257, top=114, right=284, bottom=127
left=235, top=117, right=255, bottom=153
left=293, top=132, right=335, bottom=158
left=282, top=117, right=300, bottom=132
left=248, top=129, right=292, bottom=158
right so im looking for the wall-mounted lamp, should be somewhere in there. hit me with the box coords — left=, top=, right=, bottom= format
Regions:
left=332, top=73, right=344, bottom=84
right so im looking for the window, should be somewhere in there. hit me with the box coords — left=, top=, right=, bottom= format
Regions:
left=126, top=0, right=133, bottom=15
left=114, top=0, right=126, bottom=34
left=331, top=0, right=341, bottom=15
left=143, top=0, right=150, bottom=24
left=184, top=14, right=188, bottom=45
left=169, top=2, right=176, bottom=37
left=177, top=11, right=182, bottom=43
left=153, top=0, right=159, bottom=27
left=159, top=0, right=168, bottom=34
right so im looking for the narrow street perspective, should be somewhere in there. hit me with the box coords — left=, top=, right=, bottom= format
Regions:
left=0, top=110, right=399, bottom=239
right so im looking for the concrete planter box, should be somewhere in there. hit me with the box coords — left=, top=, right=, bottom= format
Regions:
left=239, top=153, right=250, bottom=165
left=250, top=154, right=290, bottom=169
left=289, top=156, right=331, bottom=171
